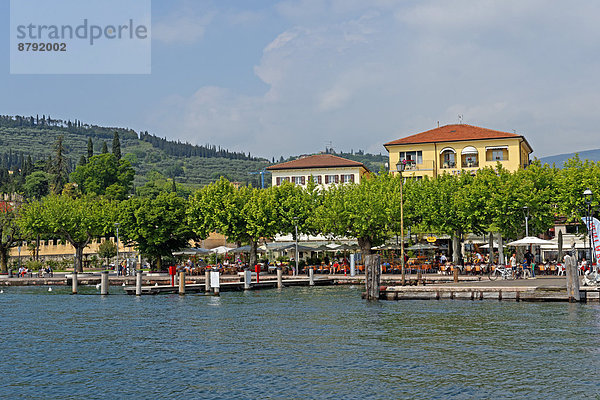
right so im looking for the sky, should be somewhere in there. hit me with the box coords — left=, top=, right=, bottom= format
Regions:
left=2, top=0, right=600, bottom=159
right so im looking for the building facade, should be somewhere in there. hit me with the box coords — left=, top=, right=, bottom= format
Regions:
left=267, top=154, right=370, bottom=188
left=384, top=124, right=533, bottom=178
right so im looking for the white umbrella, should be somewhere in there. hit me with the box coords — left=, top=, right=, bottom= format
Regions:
left=211, top=246, right=235, bottom=254
left=506, top=237, right=554, bottom=246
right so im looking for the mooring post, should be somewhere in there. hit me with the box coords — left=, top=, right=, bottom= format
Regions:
left=565, top=254, right=580, bottom=302
left=211, top=270, right=220, bottom=296
left=179, top=271, right=186, bottom=295
left=135, top=270, right=142, bottom=296
left=453, top=266, right=459, bottom=283
left=100, top=271, right=109, bottom=295
left=417, top=268, right=422, bottom=285
left=277, top=267, right=283, bottom=288
left=350, top=254, right=356, bottom=277
left=72, top=271, right=78, bottom=295
left=205, top=270, right=211, bottom=292
left=309, top=267, right=315, bottom=286
left=365, top=254, right=381, bottom=300
left=244, top=269, right=251, bottom=290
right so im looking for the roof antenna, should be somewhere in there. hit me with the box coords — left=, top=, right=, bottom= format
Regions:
left=458, top=114, right=463, bottom=124
left=437, top=121, right=439, bottom=127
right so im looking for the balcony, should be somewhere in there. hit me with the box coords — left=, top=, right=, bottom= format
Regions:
left=461, top=160, right=479, bottom=168
left=397, top=160, right=435, bottom=172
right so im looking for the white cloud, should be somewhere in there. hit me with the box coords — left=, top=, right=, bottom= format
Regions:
left=153, top=10, right=215, bottom=44
left=150, top=1, right=600, bottom=159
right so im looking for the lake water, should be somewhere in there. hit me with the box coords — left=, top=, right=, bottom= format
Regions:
left=0, top=285, right=599, bottom=399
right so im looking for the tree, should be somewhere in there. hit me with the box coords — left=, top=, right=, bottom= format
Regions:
left=118, top=192, right=193, bottom=270
left=0, top=205, right=22, bottom=273
left=97, top=239, right=117, bottom=268
left=87, top=137, right=94, bottom=160
left=187, top=178, right=279, bottom=267
left=315, top=173, right=401, bottom=255
left=23, top=171, right=50, bottom=199
left=272, top=180, right=320, bottom=240
left=49, top=135, right=69, bottom=194
left=112, top=131, right=121, bottom=160
left=18, top=195, right=112, bottom=272
left=70, top=153, right=134, bottom=200
left=78, top=155, right=87, bottom=167
left=101, top=142, right=108, bottom=154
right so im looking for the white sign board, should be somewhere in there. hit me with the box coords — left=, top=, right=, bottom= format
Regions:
left=210, top=271, right=220, bottom=288
left=582, top=217, right=600, bottom=262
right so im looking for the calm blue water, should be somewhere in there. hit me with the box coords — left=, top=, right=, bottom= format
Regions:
left=0, top=285, right=599, bottom=399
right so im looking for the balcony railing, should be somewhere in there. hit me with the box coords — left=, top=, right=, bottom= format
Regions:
left=462, top=161, right=479, bottom=168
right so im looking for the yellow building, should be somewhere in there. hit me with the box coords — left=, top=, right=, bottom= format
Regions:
left=267, top=154, right=370, bottom=188
left=384, top=124, right=533, bottom=178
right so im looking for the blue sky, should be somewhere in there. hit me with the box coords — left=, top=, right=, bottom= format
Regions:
left=2, top=0, right=600, bottom=159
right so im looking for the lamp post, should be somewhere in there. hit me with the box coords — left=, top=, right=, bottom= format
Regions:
left=396, top=159, right=406, bottom=285
left=584, top=188, right=593, bottom=267
left=522, top=206, right=529, bottom=237
left=294, top=218, right=299, bottom=277
left=114, top=222, right=120, bottom=274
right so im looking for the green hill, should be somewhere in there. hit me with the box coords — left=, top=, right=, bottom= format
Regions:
left=0, top=115, right=389, bottom=189
left=0, top=115, right=271, bottom=188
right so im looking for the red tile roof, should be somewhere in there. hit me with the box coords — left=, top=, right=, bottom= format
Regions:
left=267, top=154, right=368, bottom=171
left=384, top=124, right=531, bottom=151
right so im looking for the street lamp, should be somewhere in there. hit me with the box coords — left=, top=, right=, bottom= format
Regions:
left=293, top=217, right=299, bottom=277
left=584, top=188, right=593, bottom=267
left=396, top=159, right=406, bottom=285
left=114, top=222, right=120, bottom=274
left=522, top=206, right=529, bottom=237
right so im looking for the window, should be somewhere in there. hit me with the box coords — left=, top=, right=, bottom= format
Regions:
left=325, top=175, right=339, bottom=184
left=485, top=147, right=509, bottom=161
left=311, top=175, right=322, bottom=184
left=340, top=174, right=355, bottom=183
left=399, top=151, right=423, bottom=164
left=293, top=176, right=305, bottom=185
left=440, top=148, right=456, bottom=168
left=275, top=177, right=291, bottom=186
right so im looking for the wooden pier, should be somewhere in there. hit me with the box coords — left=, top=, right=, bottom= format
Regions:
left=123, top=277, right=334, bottom=295
left=378, top=277, right=600, bottom=303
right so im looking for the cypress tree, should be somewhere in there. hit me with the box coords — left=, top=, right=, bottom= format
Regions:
left=78, top=155, right=87, bottom=167
left=101, top=142, right=108, bottom=154
left=112, top=131, right=121, bottom=160
left=50, top=135, right=69, bottom=194
left=87, top=137, right=93, bottom=160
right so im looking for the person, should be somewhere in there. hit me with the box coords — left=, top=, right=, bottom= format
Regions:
left=581, top=257, right=589, bottom=274
left=440, top=253, right=447, bottom=265
left=510, top=253, right=517, bottom=277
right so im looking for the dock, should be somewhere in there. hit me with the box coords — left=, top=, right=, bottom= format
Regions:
left=123, top=277, right=334, bottom=295
left=378, top=277, right=600, bottom=303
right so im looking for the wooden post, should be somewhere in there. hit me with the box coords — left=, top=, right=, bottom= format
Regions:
left=243, top=269, right=251, bottom=290
left=100, top=271, right=109, bottom=295
left=309, top=267, right=315, bottom=286
left=417, top=268, right=422, bottom=285
left=72, top=272, right=78, bottom=294
left=453, top=266, right=459, bottom=283
left=365, top=254, right=381, bottom=300
left=277, top=267, right=283, bottom=288
left=135, top=270, right=142, bottom=296
left=565, top=254, right=581, bottom=302
left=179, top=271, right=186, bottom=295
left=205, top=270, right=211, bottom=292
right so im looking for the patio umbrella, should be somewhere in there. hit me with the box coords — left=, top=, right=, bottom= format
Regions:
left=406, top=243, right=439, bottom=251
left=173, top=248, right=211, bottom=256
left=211, top=246, right=236, bottom=254
left=231, top=245, right=266, bottom=253
left=506, top=237, right=554, bottom=246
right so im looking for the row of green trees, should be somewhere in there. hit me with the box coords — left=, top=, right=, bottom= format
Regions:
left=0, top=156, right=597, bottom=273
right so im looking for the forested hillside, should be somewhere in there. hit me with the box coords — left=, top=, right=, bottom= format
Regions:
left=0, top=115, right=270, bottom=188
left=0, top=115, right=388, bottom=191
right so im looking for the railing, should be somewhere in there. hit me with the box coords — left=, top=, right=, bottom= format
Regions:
left=401, top=160, right=435, bottom=172
left=462, top=161, right=479, bottom=168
